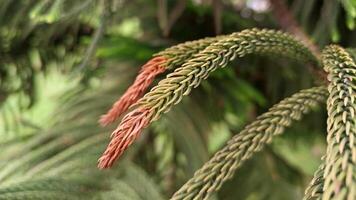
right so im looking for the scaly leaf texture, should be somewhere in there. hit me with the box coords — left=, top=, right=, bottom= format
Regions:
left=304, top=162, right=325, bottom=200
left=304, top=47, right=356, bottom=200
left=321, top=45, right=356, bottom=200
left=98, top=28, right=320, bottom=168
left=346, top=48, right=356, bottom=62
left=99, top=57, right=167, bottom=126
left=138, top=28, right=319, bottom=122
left=99, top=37, right=222, bottom=126
left=169, top=86, right=327, bottom=200
left=155, top=36, right=223, bottom=69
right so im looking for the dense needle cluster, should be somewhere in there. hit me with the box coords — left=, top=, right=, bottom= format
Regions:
left=99, top=36, right=222, bottom=126
left=322, top=45, right=356, bottom=200
left=98, top=108, right=151, bottom=168
left=171, top=87, right=328, bottom=200
left=99, top=57, right=167, bottom=126
left=98, top=28, right=356, bottom=200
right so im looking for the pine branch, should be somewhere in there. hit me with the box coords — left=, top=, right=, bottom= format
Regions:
left=304, top=46, right=356, bottom=200
left=170, top=86, right=327, bottom=200
left=98, top=28, right=320, bottom=168
left=154, top=36, right=223, bottom=69
left=139, top=28, right=318, bottom=121
left=304, top=162, right=325, bottom=200
left=321, top=45, right=356, bottom=200
left=99, top=57, right=167, bottom=126
left=99, top=36, right=222, bottom=125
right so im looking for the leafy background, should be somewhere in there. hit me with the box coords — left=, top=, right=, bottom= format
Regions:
left=0, top=0, right=355, bottom=199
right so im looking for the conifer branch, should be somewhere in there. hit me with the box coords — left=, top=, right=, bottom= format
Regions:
left=154, top=36, right=223, bottom=69
left=139, top=28, right=319, bottom=122
left=304, top=162, right=325, bottom=200
left=98, top=28, right=320, bottom=168
left=99, top=57, right=167, bottom=126
left=304, top=46, right=356, bottom=200
left=99, top=37, right=222, bottom=126
left=98, top=108, right=151, bottom=169
left=321, top=45, right=356, bottom=200
left=171, top=86, right=328, bottom=200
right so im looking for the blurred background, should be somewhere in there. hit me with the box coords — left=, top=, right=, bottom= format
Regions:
left=0, top=0, right=355, bottom=199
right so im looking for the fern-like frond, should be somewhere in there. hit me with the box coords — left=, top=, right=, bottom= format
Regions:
left=321, top=45, right=356, bottom=200
left=170, top=86, right=327, bottom=200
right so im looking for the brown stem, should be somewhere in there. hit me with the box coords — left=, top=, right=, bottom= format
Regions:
left=157, top=0, right=186, bottom=37
left=212, top=0, right=222, bottom=34
left=269, top=0, right=327, bottom=82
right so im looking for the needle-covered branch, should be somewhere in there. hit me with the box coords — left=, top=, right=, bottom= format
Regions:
left=98, top=28, right=319, bottom=169
left=171, top=87, right=327, bottom=200
left=99, top=37, right=222, bottom=126
left=322, top=45, right=356, bottom=200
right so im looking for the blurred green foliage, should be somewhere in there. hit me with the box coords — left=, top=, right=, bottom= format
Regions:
left=0, top=0, right=355, bottom=199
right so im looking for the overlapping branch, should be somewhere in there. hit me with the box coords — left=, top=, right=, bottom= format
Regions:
left=97, top=27, right=355, bottom=200
left=304, top=162, right=325, bottom=200
left=321, top=45, right=356, bottom=200
left=138, top=28, right=318, bottom=121
left=154, top=36, right=223, bottom=69
left=98, top=28, right=319, bottom=168
left=99, top=37, right=221, bottom=126
left=170, top=87, right=328, bottom=200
